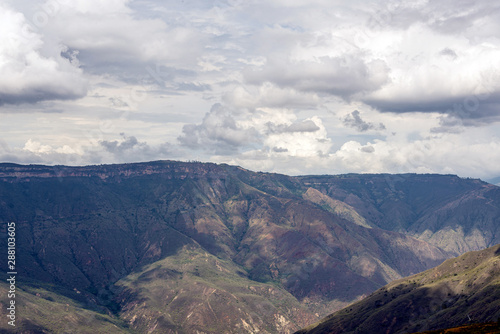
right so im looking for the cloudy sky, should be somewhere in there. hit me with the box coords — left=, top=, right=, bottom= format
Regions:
left=1, top=0, right=500, bottom=180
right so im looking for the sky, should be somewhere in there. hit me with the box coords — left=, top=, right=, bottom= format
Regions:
left=1, top=0, right=500, bottom=180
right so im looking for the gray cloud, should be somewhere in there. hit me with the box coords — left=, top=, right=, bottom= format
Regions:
left=272, top=147, right=288, bottom=153
left=244, top=56, right=390, bottom=98
left=286, top=120, right=320, bottom=133
left=364, top=97, right=458, bottom=113
left=366, top=92, right=500, bottom=126
left=430, top=101, right=500, bottom=133
left=178, top=104, right=259, bottom=155
left=100, top=134, right=142, bottom=154
left=109, top=97, right=129, bottom=108
left=439, top=47, right=458, bottom=59
left=360, top=145, right=375, bottom=153
left=425, top=1, right=500, bottom=35
left=100, top=133, right=172, bottom=160
left=343, top=110, right=386, bottom=132
left=24, top=0, right=213, bottom=95
left=266, top=119, right=320, bottom=134
left=0, top=88, right=87, bottom=106
left=365, top=1, right=500, bottom=36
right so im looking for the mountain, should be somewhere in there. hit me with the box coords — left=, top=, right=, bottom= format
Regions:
left=487, top=176, right=500, bottom=187
left=0, top=161, right=499, bottom=333
left=295, top=244, right=500, bottom=334
left=300, top=174, right=500, bottom=255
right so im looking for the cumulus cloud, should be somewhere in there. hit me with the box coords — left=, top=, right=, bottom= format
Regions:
left=343, top=110, right=386, bottom=132
left=100, top=134, right=142, bottom=154
left=0, top=139, right=93, bottom=165
left=178, top=103, right=260, bottom=154
left=179, top=103, right=332, bottom=158
left=0, top=4, right=88, bottom=105
left=22, top=139, right=84, bottom=157
left=219, top=129, right=500, bottom=180
left=100, top=133, right=172, bottom=160
left=362, top=23, right=500, bottom=124
left=0, top=134, right=174, bottom=166
left=29, top=0, right=210, bottom=88
left=263, top=116, right=332, bottom=158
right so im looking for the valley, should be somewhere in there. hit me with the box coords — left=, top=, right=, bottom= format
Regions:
left=0, top=161, right=499, bottom=333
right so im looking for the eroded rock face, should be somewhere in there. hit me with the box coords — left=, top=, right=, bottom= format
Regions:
left=0, top=161, right=497, bottom=333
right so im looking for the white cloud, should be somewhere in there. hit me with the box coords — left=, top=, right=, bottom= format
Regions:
left=0, top=3, right=87, bottom=105
left=211, top=126, right=500, bottom=180
left=178, top=103, right=332, bottom=158
left=2, top=0, right=500, bottom=180
left=264, top=116, right=331, bottom=157
left=360, top=20, right=500, bottom=124
left=0, top=134, right=175, bottom=166
left=23, top=139, right=54, bottom=154
left=30, top=0, right=209, bottom=87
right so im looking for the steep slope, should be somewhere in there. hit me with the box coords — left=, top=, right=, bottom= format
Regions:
left=296, top=244, right=500, bottom=334
left=300, top=174, right=500, bottom=255
left=0, top=161, right=452, bottom=333
left=414, top=322, right=500, bottom=334
left=0, top=282, right=131, bottom=333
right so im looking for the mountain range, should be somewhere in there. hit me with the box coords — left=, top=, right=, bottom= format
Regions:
left=0, top=161, right=499, bottom=333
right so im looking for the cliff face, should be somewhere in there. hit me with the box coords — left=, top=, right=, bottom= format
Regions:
left=0, top=160, right=232, bottom=181
left=0, top=161, right=498, bottom=333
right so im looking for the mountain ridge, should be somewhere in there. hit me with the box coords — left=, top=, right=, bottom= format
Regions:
left=1, top=160, right=499, bottom=333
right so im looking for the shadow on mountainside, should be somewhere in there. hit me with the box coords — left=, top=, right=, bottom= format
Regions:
left=296, top=243, right=500, bottom=334
left=296, top=282, right=500, bottom=334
